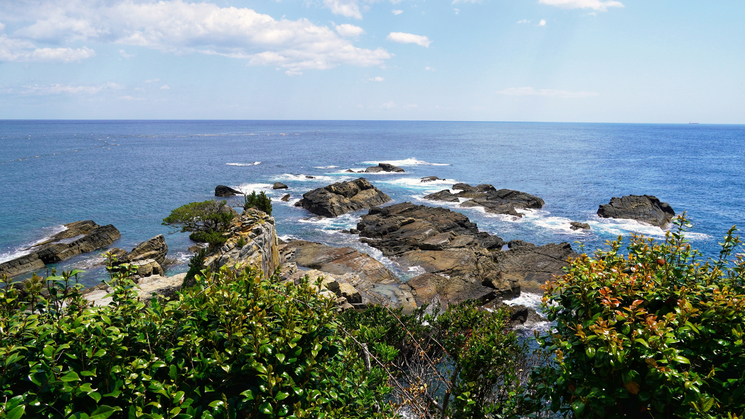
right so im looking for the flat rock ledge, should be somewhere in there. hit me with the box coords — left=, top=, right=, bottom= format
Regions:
left=83, top=273, right=187, bottom=307
left=295, top=178, right=391, bottom=217
left=364, top=163, right=405, bottom=173
left=597, top=195, right=675, bottom=228
left=0, top=220, right=120, bottom=278
left=424, top=183, right=544, bottom=217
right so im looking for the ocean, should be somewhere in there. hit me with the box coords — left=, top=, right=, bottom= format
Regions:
left=1, top=120, right=743, bottom=294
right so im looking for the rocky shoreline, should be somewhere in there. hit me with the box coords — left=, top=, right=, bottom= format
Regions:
left=2, top=175, right=676, bottom=328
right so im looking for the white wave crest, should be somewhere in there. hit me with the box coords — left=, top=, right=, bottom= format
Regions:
left=0, top=224, right=68, bottom=264
left=378, top=177, right=457, bottom=190
left=314, top=165, right=339, bottom=169
left=234, top=183, right=273, bottom=195
left=361, top=157, right=450, bottom=167
left=277, top=174, right=338, bottom=182
left=226, top=162, right=261, bottom=167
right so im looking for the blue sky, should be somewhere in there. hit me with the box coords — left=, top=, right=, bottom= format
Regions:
left=0, top=0, right=743, bottom=122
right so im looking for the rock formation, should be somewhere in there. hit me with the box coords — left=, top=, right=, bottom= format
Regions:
left=273, top=182, right=288, bottom=190
left=205, top=208, right=281, bottom=279
left=0, top=221, right=121, bottom=278
left=424, top=183, right=544, bottom=217
left=108, top=235, right=169, bottom=278
left=364, top=163, right=405, bottom=173
left=491, top=242, right=577, bottom=293
left=597, top=195, right=675, bottom=227
left=570, top=222, right=591, bottom=231
left=295, top=178, right=391, bottom=217
left=215, top=185, right=242, bottom=197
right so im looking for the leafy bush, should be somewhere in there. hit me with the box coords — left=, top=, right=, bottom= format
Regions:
left=0, top=263, right=391, bottom=418
left=183, top=247, right=207, bottom=288
left=162, top=200, right=235, bottom=246
left=340, top=301, right=530, bottom=418
left=537, top=217, right=745, bottom=418
left=243, top=192, right=272, bottom=216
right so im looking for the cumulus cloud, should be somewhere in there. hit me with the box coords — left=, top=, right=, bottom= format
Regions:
left=119, top=49, right=134, bottom=58
left=160, top=84, right=170, bottom=90
left=424, top=66, right=435, bottom=71
left=496, top=87, right=599, bottom=98
left=335, top=23, right=364, bottom=37
left=323, top=0, right=362, bottom=19
left=22, top=82, right=123, bottom=95
left=538, top=0, right=624, bottom=12
left=517, top=19, right=530, bottom=24
left=368, top=76, right=383, bottom=82
left=392, top=9, right=403, bottom=15
left=387, top=32, right=431, bottom=48
left=1, top=0, right=390, bottom=74
left=538, top=19, right=546, bottom=26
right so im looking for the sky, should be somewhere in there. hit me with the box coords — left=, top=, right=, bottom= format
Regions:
left=0, top=0, right=743, bottom=123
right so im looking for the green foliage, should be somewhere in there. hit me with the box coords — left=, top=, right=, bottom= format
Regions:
left=538, top=216, right=745, bottom=418
left=183, top=247, right=207, bottom=288
left=162, top=200, right=235, bottom=245
left=243, top=192, right=272, bottom=216
left=0, top=262, right=391, bottom=418
left=341, top=301, right=529, bottom=418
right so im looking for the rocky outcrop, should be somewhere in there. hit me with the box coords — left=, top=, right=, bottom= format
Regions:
left=597, top=195, right=675, bottom=227
left=280, top=240, right=416, bottom=312
left=421, top=176, right=441, bottom=182
left=84, top=272, right=187, bottom=307
left=365, top=163, right=405, bottom=173
left=570, top=222, right=591, bottom=231
left=295, top=178, right=391, bottom=217
left=491, top=242, right=576, bottom=293
left=281, top=194, right=291, bottom=202
left=273, top=182, right=288, bottom=190
left=205, top=208, right=280, bottom=279
left=356, top=202, right=505, bottom=254
left=0, top=253, right=45, bottom=278
left=357, top=202, right=518, bottom=302
left=112, top=235, right=168, bottom=266
left=215, top=185, right=242, bottom=197
left=424, top=183, right=544, bottom=217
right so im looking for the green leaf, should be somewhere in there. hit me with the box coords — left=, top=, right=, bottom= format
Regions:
left=89, top=405, right=122, bottom=419
left=89, top=392, right=102, bottom=403
left=5, top=405, right=25, bottom=419
left=275, top=391, right=289, bottom=401
left=60, top=371, right=81, bottom=382
left=259, top=402, right=273, bottom=415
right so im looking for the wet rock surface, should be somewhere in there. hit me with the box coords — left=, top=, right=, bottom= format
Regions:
left=364, top=163, right=405, bottom=173
left=215, top=185, right=242, bottom=197
left=295, top=178, right=391, bottom=217
left=491, top=242, right=577, bottom=293
left=424, top=183, right=544, bottom=217
left=597, top=195, right=675, bottom=227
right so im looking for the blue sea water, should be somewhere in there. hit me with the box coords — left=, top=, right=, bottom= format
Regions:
left=1, top=120, right=743, bottom=288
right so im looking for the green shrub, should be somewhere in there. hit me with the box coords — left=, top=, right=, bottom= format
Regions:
left=243, top=192, right=272, bottom=216
left=0, top=263, right=391, bottom=418
left=183, top=247, right=207, bottom=288
left=537, top=217, right=745, bottom=418
left=163, top=200, right=235, bottom=245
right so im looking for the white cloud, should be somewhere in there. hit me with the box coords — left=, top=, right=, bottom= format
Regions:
left=387, top=32, right=431, bottom=48
left=392, top=9, right=403, bottom=15
left=0, top=32, right=95, bottom=63
left=453, top=8, right=460, bottom=14
left=424, top=66, right=435, bottom=71
left=2, top=0, right=390, bottom=74
left=119, top=49, right=134, bottom=58
left=323, top=0, right=362, bottom=19
left=517, top=19, right=530, bottom=24
left=382, top=101, right=395, bottom=109
left=160, top=84, right=170, bottom=90
left=403, top=103, right=417, bottom=109
left=538, top=0, right=624, bottom=12
left=538, top=19, right=546, bottom=26
left=368, top=76, right=383, bottom=82
left=496, top=87, right=599, bottom=98
left=335, top=23, right=364, bottom=37
left=22, top=82, right=122, bottom=95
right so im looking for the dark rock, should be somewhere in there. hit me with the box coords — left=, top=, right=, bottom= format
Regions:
left=421, top=176, right=440, bottom=182
left=35, top=224, right=121, bottom=264
left=424, top=183, right=544, bottom=217
left=365, top=163, right=405, bottom=173
left=491, top=242, right=577, bottom=293
left=281, top=194, right=291, bottom=202
left=0, top=253, right=45, bottom=278
left=215, top=185, right=242, bottom=197
left=357, top=202, right=504, bottom=255
left=305, top=175, right=315, bottom=179
left=597, top=195, right=675, bottom=227
left=570, top=221, right=591, bottom=231
left=345, top=169, right=356, bottom=173
left=424, top=190, right=460, bottom=202
left=118, top=235, right=168, bottom=266
left=273, top=182, right=288, bottom=190
left=295, top=178, right=391, bottom=217
left=349, top=228, right=359, bottom=234
left=507, top=240, right=535, bottom=249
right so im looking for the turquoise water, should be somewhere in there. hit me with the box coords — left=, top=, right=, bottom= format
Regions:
left=1, top=120, right=743, bottom=287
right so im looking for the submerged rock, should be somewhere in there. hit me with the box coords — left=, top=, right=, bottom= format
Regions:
left=295, top=178, right=391, bottom=217
left=420, top=176, right=441, bottom=182
left=597, top=195, right=675, bottom=227
left=281, top=194, right=291, bottom=202
left=215, top=185, right=242, bottom=197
